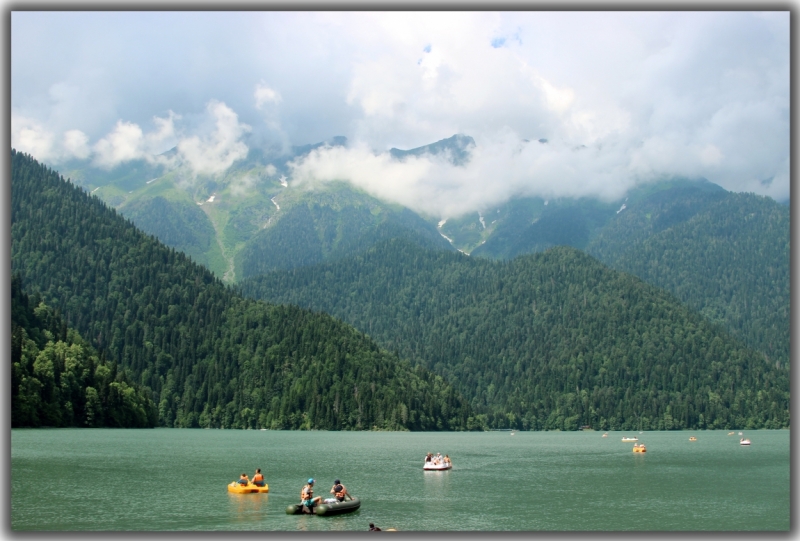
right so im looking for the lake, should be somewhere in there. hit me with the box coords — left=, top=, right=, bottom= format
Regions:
left=11, top=428, right=789, bottom=531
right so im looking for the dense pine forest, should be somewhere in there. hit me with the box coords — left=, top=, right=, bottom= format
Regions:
left=10, top=149, right=470, bottom=430
left=12, top=275, right=158, bottom=428
left=236, top=200, right=452, bottom=279
left=241, top=238, right=790, bottom=431
left=587, top=189, right=790, bottom=368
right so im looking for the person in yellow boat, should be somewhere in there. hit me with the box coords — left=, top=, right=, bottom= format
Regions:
left=238, top=473, right=249, bottom=485
left=301, top=478, right=322, bottom=510
left=252, top=468, right=265, bottom=487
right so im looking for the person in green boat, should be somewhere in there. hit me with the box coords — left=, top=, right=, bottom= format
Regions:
left=330, top=479, right=349, bottom=502
left=301, top=478, right=322, bottom=510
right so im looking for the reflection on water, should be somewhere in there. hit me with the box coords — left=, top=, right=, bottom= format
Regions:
left=422, top=469, right=452, bottom=497
left=227, top=493, right=267, bottom=525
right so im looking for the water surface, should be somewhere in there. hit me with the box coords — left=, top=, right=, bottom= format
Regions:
left=11, top=429, right=789, bottom=531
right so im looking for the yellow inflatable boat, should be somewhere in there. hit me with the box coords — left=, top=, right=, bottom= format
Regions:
left=228, top=481, right=269, bottom=494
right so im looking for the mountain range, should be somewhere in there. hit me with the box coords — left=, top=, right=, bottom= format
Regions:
left=53, top=134, right=789, bottom=368
left=16, top=131, right=791, bottom=430
left=240, top=237, right=788, bottom=430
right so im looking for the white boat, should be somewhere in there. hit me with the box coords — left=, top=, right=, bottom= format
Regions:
left=740, top=438, right=751, bottom=446
left=424, top=453, right=452, bottom=470
left=424, top=462, right=452, bottom=471
left=621, top=437, right=639, bottom=442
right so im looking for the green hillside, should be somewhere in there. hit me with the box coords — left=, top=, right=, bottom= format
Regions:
left=241, top=238, right=789, bottom=431
left=56, top=139, right=452, bottom=283
left=587, top=189, right=790, bottom=368
left=12, top=274, right=158, bottom=428
left=121, top=191, right=222, bottom=272
left=11, top=149, right=470, bottom=430
left=236, top=186, right=453, bottom=278
left=468, top=196, right=619, bottom=258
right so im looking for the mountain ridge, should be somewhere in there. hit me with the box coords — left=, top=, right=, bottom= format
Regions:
left=241, top=237, right=789, bottom=431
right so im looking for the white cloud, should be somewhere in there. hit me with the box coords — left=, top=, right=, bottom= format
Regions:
left=254, top=82, right=281, bottom=110
left=11, top=114, right=57, bottom=161
left=10, top=11, right=790, bottom=205
left=289, top=129, right=639, bottom=218
left=176, top=100, right=251, bottom=177
left=62, top=130, right=91, bottom=160
left=92, top=111, right=179, bottom=169
left=92, top=121, right=146, bottom=168
left=11, top=113, right=91, bottom=163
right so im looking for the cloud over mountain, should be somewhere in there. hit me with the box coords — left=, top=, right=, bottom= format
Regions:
left=11, top=11, right=789, bottom=208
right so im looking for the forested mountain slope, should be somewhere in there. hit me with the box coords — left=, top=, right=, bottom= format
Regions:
left=468, top=197, right=620, bottom=259
left=241, top=238, right=789, bottom=431
left=587, top=189, right=789, bottom=368
left=235, top=188, right=453, bottom=279
left=57, top=138, right=453, bottom=282
left=11, top=149, right=470, bottom=430
left=12, top=275, right=158, bottom=428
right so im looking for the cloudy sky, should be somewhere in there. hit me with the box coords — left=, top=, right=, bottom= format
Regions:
left=11, top=11, right=790, bottom=217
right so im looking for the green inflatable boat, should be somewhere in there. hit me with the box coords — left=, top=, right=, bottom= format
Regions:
left=286, top=497, right=361, bottom=516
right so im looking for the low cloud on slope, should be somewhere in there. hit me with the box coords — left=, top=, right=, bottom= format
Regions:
left=11, top=11, right=789, bottom=209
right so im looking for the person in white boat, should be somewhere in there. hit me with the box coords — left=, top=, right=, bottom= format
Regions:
left=444, top=454, right=451, bottom=466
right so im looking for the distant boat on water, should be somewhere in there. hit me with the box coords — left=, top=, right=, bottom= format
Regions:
left=621, top=437, right=638, bottom=442
left=740, top=438, right=751, bottom=446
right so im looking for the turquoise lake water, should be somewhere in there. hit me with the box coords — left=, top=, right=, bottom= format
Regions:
left=10, top=428, right=789, bottom=531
